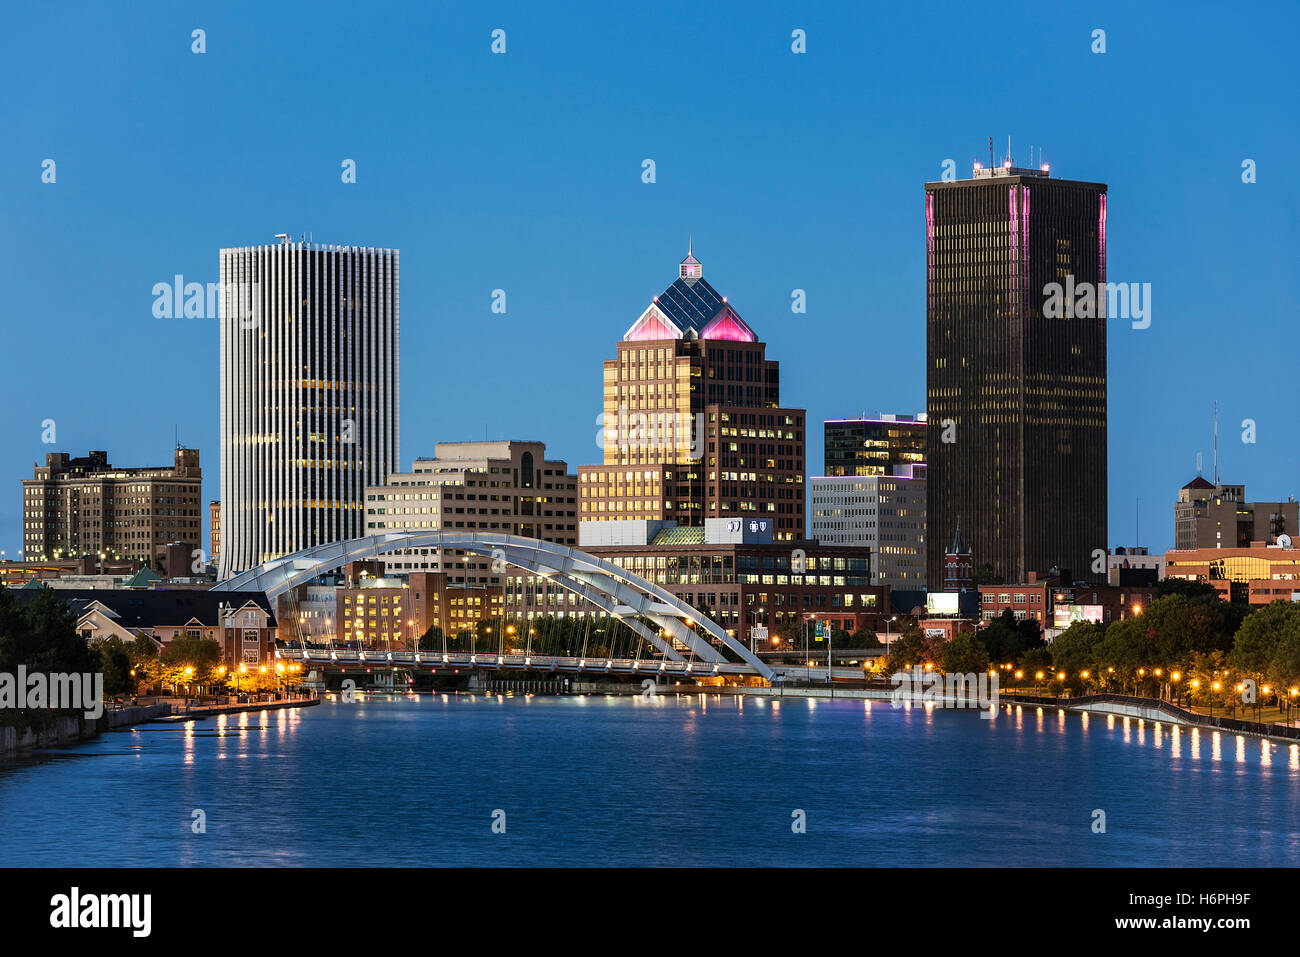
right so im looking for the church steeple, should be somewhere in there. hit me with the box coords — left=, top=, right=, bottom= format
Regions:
left=951, top=517, right=968, bottom=555
left=679, top=237, right=702, bottom=282
left=944, top=516, right=973, bottom=593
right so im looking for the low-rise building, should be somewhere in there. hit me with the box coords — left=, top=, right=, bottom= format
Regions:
left=572, top=518, right=881, bottom=648
left=978, top=572, right=1155, bottom=630
left=19, top=588, right=277, bottom=667
left=1165, top=542, right=1300, bottom=604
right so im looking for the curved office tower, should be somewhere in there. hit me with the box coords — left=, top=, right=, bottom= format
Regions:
left=218, top=240, right=400, bottom=579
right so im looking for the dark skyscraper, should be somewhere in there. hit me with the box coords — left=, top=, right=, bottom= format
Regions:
left=925, top=162, right=1108, bottom=586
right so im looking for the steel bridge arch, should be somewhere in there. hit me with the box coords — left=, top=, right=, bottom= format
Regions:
left=213, top=532, right=772, bottom=679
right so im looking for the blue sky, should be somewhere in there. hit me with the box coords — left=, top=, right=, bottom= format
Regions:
left=2, top=0, right=1296, bottom=559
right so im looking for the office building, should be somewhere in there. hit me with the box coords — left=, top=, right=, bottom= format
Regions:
left=925, top=162, right=1108, bottom=586
left=364, top=440, right=577, bottom=578
left=809, top=469, right=925, bottom=590
left=578, top=245, right=806, bottom=541
left=823, top=414, right=926, bottom=477
left=811, top=413, right=927, bottom=589
left=572, top=518, right=880, bottom=644
left=22, top=447, right=202, bottom=570
left=1166, top=541, right=1300, bottom=604
left=218, top=239, right=400, bottom=578
left=1174, top=478, right=1297, bottom=551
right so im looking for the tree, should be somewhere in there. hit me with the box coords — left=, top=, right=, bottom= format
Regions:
left=849, top=628, right=881, bottom=649
left=0, top=586, right=95, bottom=676
left=973, top=563, right=1003, bottom=586
left=92, top=636, right=135, bottom=697
left=159, top=636, right=223, bottom=693
left=1268, top=628, right=1300, bottom=696
left=1132, top=595, right=1219, bottom=665
left=1094, top=617, right=1149, bottom=692
left=1185, top=650, right=1232, bottom=710
left=940, top=631, right=988, bottom=674
left=976, top=609, right=1045, bottom=665
left=418, top=625, right=445, bottom=651
left=1157, top=578, right=1220, bottom=600
left=881, top=621, right=926, bottom=673
left=1230, top=601, right=1296, bottom=690
left=126, top=634, right=161, bottom=687
left=1020, top=646, right=1052, bottom=678
left=1049, top=620, right=1105, bottom=674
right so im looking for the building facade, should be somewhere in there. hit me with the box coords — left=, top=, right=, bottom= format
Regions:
left=1174, top=478, right=1297, bottom=551
left=809, top=469, right=926, bottom=590
left=22, top=448, right=203, bottom=570
left=569, top=518, right=881, bottom=647
left=578, top=246, right=806, bottom=541
left=978, top=576, right=1153, bottom=629
left=1165, top=542, right=1300, bottom=604
left=209, top=500, right=221, bottom=561
left=363, top=440, right=577, bottom=579
left=823, top=414, right=926, bottom=477
left=926, top=164, right=1108, bottom=586
left=218, top=239, right=400, bottom=578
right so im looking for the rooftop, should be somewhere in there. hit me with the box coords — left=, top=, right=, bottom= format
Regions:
left=623, top=245, right=758, bottom=343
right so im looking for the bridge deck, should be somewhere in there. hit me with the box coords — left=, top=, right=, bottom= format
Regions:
left=277, top=647, right=760, bottom=676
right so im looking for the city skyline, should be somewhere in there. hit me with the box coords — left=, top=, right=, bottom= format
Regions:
left=3, top=1, right=1296, bottom=560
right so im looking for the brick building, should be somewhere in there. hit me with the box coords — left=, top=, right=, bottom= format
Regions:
left=22, top=447, right=203, bottom=571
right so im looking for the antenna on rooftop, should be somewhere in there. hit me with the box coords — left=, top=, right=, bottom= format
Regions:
left=1213, top=400, right=1219, bottom=486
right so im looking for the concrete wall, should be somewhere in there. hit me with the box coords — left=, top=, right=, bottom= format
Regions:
left=1, top=703, right=170, bottom=757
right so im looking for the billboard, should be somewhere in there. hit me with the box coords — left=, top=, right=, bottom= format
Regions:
left=1053, top=604, right=1104, bottom=628
left=926, top=592, right=960, bottom=616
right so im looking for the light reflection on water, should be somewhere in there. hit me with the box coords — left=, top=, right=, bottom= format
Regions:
left=1, top=693, right=1298, bottom=867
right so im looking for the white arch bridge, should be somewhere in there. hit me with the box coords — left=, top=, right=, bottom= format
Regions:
left=213, top=532, right=773, bottom=680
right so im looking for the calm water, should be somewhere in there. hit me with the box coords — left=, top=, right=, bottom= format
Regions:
left=2, top=693, right=1299, bottom=867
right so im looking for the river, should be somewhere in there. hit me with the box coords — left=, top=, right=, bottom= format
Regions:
left=2, top=693, right=1297, bottom=866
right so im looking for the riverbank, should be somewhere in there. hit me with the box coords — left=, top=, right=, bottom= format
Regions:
left=1, top=703, right=171, bottom=758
